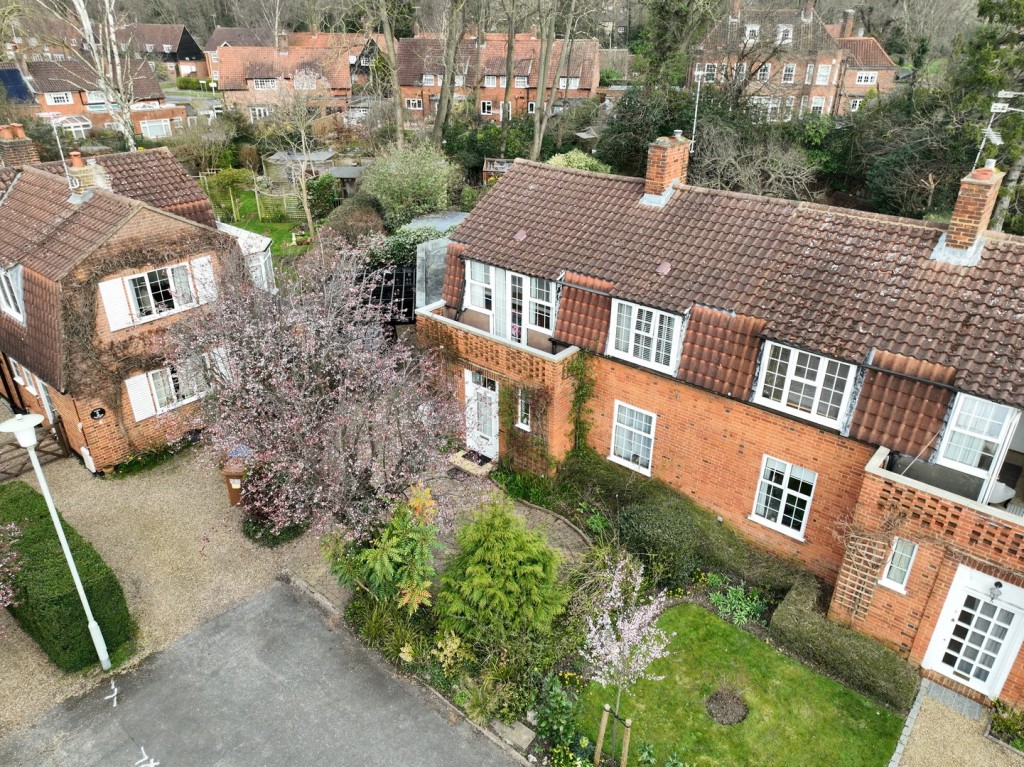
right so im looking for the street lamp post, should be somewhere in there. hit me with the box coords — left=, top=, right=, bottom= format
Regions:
left=0, top=413, right=111, bottom=670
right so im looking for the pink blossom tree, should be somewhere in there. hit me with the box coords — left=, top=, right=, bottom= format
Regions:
left=581, top=553, right=674, bottom=727
left=0, top=522, right=20, bottom=616
left=166, top=233, right=460, bottom=538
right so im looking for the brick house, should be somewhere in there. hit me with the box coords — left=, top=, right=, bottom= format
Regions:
left=203, top=26, right=274, bottom=84
left=215, top=39, right=357, bottom=122
left=692, top=0, right=895, bottom=119
left=0, top=135, right=249, bottom=471
left=25, top=59, right=188, bottom=140
left=117, top=23, right=207, bottom=79
left=396, top=32, right=600, bottom=123
left=417, top=131, right=1024, bottom=705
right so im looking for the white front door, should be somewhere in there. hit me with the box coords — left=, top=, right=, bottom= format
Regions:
left=923, top=564, right=1024, bottom=698
left=464, top=370, right=499, bottom=460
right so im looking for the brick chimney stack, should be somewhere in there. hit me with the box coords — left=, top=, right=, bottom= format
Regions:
left=840, top=9, right=856, bottom=37
left=641, top=130, right=691, bottom=207
left=802, top=0, right=815, bottom=22
left=0, top=123, right=40, bottom=166
left=946, top=160, right=1004, bottom=251
left=730, top=0, right=741, bottom=20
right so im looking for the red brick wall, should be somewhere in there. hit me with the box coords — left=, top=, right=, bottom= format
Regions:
left=588, top=357, right=873, bottom=581
left=830, top=466, right=1024, bottom=704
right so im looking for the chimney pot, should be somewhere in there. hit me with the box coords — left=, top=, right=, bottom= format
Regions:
left=0, top=125, right=12, bottom=141
left=70, top=150, right=84, bottom=168
left=985, top=158, right=997, bottom=170
left=10, top=123, right=25, bottom=140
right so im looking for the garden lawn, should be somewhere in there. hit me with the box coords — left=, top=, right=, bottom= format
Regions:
left=579, top=604, right=903, bottom=767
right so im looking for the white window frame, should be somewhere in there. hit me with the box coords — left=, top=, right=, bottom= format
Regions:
left=45, top=91, right=73, bottom=105
left=855, top=71, right=877, bottom=86
left=568, top=76, right=580, bottom=89
left=145, top=43, right=155, bottom=53
left=750, top=455, right=816, bottom=540
left=815, top=64, right=831, bottom=85
left=735, top=62, right=747, bottom=81
left=465, top=260, right=493, bottom=314
left=480, top=100, right=493, bottom=115
left=0, top=266, right=24, bottom=322
left=515, top=75, right=528, bottom=88
left=937, top=394, right=1019, bottom=480
left=484, top=75, right=497, bottom=87
left=455, top=74, right=466, bottom=87
left=805, top=64, right=814, bottom=84
left=148, top=360, right=208, bottom=414
left=126, top=263, right=198, bottom=322
left=810, top=96, right=825, bottom=114
left=879, top=537, right=918, bottom=593
left=140, top=118, right=172, bottom=139
left=404, top=98, right=423, bottom=110
left=253, top=78, right=277, bottom=91
left=247, top=250, right=277, bottom=293
left=422, top=73, right=435, bottom=86
left=8, top=357, right=26, bottom=386
left=703, top=63, right=717, bottom=83
left=360, top=55, right=371, bottom=66
left=784, top=95, right=795, bottom=121
left=849, top=98, right=863, bottom=112
left=745, top=24, right=760, bottom=41
left=776, top=24, right=793, bottom=44
left=558, top=76, right=568, bottom=89
left=782, top=63, right=795, bottom=84
left=516, top=389, right=531, bottom=431
left=753, top=341, right=855, bottom=428
left=756, top=63, right=771, bottom=82
left=527, top=101, right=536, bottom=114
left=499, top=76, right=507, bottom=88
left=85, top=90, right=106, bottom=104
left=609, top=401, right=657, bottom=476
left=607, top=299, right=682, bottom=375
left=528, top=277, right=554, bottom=333
left=210, top=50, right=219, bottom=63
left=249, top=106, right=270, bottom=122
left=162, top=44, right=172, bottom=53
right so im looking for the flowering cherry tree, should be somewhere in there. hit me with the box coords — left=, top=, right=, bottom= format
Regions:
left=581, top=554, right=674, bottom=721
left=167, top=234, right=459, bottom=538
left=0, top=523, right=20, bottom=615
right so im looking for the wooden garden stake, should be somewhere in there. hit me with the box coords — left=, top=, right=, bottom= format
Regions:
left=594, top=704, right=610, bottom=767
left=619, top=718, right=632, bottom=767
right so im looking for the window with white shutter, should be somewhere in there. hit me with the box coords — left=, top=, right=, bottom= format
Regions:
left=99, top=277, right=135, bottom=331
left=191, top=256, right=217, bottom=304
left=125, top=373, right=158, bottom=421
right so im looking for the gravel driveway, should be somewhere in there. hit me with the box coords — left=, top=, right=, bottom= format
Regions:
left=0, top=450, right=318, bottom=737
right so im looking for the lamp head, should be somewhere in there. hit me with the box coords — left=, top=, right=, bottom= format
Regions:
left=0, top=412, right=44, bottom=448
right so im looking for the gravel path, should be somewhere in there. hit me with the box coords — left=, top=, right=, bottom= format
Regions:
left=898, top=697, right=1023, bottom=767
left=0, top=450, right=319, bottom=738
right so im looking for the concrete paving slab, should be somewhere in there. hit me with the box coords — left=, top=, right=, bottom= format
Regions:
left=0, top=584, right=518, bottom=767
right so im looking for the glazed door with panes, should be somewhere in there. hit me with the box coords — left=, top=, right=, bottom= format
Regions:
left=464, top=370, right=499, bottom=460
left=923, top=565, right=1024, bottom=698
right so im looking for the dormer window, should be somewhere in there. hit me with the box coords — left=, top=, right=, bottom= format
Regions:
left=484, top=75, right=497, bottom=87
left=754, top=341, right=854, bottom=428
left=253, top=78, right=277, bottom=91
left=163, top=44, right=172, bottom=53
left=422, top=73, right=435, bottom=86
left=745, top=24, right=760, bottom=41
left=937, top=394, right=1019, bottom=479
left=145, top=43, right=155, bottom=53
left=0, top=266, right=24, bottom=322
left=777, top=25, right=793, bottom=44
left=608, top=299, right=681, bottom=374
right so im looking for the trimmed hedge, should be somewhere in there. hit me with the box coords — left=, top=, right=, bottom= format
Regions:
left=557, top=450, right=802, bottom=592
left=769, top=575, right=919, bottom=711
left=0, top=482, right=135, bottom=671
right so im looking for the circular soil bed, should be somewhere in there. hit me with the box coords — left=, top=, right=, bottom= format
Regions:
left=705, top=688, right=748, bottom=725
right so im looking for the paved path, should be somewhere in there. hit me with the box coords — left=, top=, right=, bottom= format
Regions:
left=0, top=584, right=519, bottom=767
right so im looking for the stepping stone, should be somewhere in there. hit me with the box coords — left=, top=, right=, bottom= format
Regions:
left=491, top=720, right=535, bottom=751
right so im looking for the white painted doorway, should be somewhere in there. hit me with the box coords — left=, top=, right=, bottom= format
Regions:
left=464, top=370, right=499, bottom=460
left=923, top=564, right=1024, bottom=698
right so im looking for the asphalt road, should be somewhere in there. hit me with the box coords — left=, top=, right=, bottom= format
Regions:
left=0, top=584, right=519, bottom=767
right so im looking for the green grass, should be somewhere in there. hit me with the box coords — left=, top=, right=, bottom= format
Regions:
left=206, top=187, right=311, bottom=273
left=579, top=605, right=903, bottom=767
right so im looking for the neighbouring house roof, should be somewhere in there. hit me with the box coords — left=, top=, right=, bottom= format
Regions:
left=403, top=210, right=468, bottom=231
left=396, top=35, right=600, bottom=89
left=0, top=62, right=32, bottom=102
left=836, top=36, right=896, bottom=69
left=34, top=147, right=216, bottom=227
left=217, top=221, right=271, bottom=256
left=214, top=45, right=352, bottom=91
left=117, top=23, right=185, bottom=53
left=204, top=26, right=274, bottom=51
left=451, top=160, right=1024, bottom=409
left=697, top=9, right=839, bottom=54
left=25, top=59, right=164, bottom=100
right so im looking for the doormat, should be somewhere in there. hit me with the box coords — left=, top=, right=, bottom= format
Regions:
left=463, top=450, right=492, bottom=467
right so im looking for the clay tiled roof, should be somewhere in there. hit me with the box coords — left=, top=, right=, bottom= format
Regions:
left=677, top=306, right=766, bottom=399
left=849, top=351, right=956, bottom=456
left=204, top=26, right=273, bottom=51
left=215, top=45, right=351, bottom=91
left=397, top=38, right=479, bottom=85
left=552, top=272, right=614, bottom=352
left=35, top=147, right=216, bottom=227
left=838, top=37, right=896, bottom=68
left=452, top=160, right=1024, bottom=409
left=26, top=60, right=163, bottom=100
left=117, top=23, right=184, bottom=52
left=442, top=242, right=467, bottom=310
